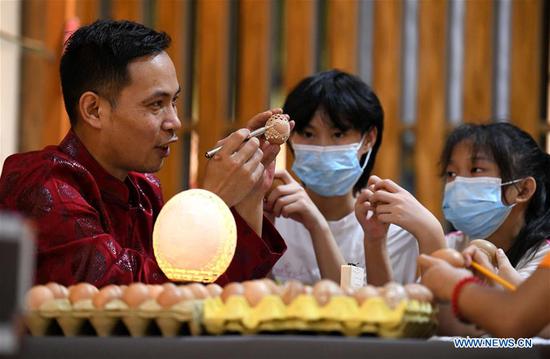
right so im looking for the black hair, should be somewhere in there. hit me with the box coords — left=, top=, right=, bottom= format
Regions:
left=440, top=123, right=550, bottom=266
left=282, top=69, right=384, bottom=194
left=60, top=19, right=171, bottom=126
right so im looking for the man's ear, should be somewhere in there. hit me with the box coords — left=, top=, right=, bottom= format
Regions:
left=360, top=127, right=378, bottom=155
left=78, top=91, right=104, bottom=129
left=511, top=176, right=537, bottom=204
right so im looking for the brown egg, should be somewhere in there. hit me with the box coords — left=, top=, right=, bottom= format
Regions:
left=431, top=248, right=465, bottom=267
left=404, top=283, right=434, bottom=302
left=205, top=283, right=223, bottom=297
left=304, top=285, right=313, bottom=295
left=221, top=282, right=245, bottom=303
left=243, top=280, right=271, bottom=307
left=281, top=280, right=306, bottom=305
left=68, top=283, right=99, bottom=304
left=45, top=282, right=68, bottom=299
left=381, top=282, right=408, bottom=308
left=260, top=278, right=282, bottom=295
left=122, top=283, right=151, bottom=309
left=312, top=280, right=343, bottom=306
left=93, top=285, right=123, bottom=309
left=353, top=285, right=379, bottom=305
left=162, top=282, right=177, bottom=291
left=156, top=286, right=186, bottom=308
left=147, top=285, right=164, bottom=299
left=186, top=283, right=210, bottom=299
left=264, top=114, right=290, bottom=145
left=470, top=239, right=498, bottom=265
left=26, top=285, right=55, bottom=310
left=178, top=286, right=196, bottom=301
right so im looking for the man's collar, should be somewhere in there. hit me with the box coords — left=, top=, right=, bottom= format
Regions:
left=59, top=129, right=133, bottom=205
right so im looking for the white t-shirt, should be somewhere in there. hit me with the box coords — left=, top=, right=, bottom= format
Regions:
left=446, top=231, right=550, bottom=279
left=272, top=212, right=419, bottom=285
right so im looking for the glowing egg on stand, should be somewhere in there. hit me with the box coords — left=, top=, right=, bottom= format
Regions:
left=153, top=189, right=237, bottom=283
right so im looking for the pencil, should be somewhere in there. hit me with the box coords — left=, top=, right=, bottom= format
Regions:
left=470, top=261, right=517, bottom=291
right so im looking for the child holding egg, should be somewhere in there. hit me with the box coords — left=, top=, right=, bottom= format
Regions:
left=266, top=70, right=419, bottom=285
left=356, top=123, right=550, bottom=286
left=418, top=251, right=550, bottom=338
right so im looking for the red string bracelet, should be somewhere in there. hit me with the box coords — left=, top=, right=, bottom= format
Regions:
left=451, top=276, right=483, bottom=323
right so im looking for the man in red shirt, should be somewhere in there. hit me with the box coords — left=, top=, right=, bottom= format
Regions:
left=0, top=19, right=286, bottom=286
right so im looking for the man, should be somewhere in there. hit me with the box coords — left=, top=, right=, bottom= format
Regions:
left=0, top=19, right=287, bottom=286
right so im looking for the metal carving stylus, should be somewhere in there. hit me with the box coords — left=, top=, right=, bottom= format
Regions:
left=204, top=126, right=271, bottom=159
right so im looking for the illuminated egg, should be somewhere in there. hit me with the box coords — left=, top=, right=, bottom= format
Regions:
left=205, top=283, right=223, bottom=297
left=153, top=189, right=237, bottom=283
left=404, top=283, right=434, bottom=302
left=353, top=285, right=379, bottom=305
left=68, top=283, right=99, bottom=304
left=93, top=285, right=123, bottom=309
left=26, top=286, right=55, bottom=310
left=122, top=283, right=151, bottom=309
left=470, top=239, right=498, bottom=265
left=312, top=280, right=343, bottom=306
left=380, top=282, right=408, bottom=308
left=281, top=280, right=306, bottom=305
left=221, top=282, right=244, bottom=303
left=431, top=248, right=465, bottom=268
left=264, top=114, right=290, bottom=145
left=45, top=282, right=68, bottom=299
left=243, top=280, right=271, bottom=307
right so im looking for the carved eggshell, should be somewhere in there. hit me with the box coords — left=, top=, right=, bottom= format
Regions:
left=264, top=114, right=290, bottom=145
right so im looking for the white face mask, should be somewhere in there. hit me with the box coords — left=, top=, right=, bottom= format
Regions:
left=291, top=137, right=370, bottom=196
left=442, top=176, right=522, bottom=238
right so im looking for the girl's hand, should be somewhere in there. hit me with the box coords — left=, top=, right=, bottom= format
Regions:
left=418, top=254, right=473, bottom=301
left=462, top=246, right=523, bottom=287
left=354, top=187, right=389, bottom=242
left=264, top=169, right=326, bottom=231
left=368, top=176, right=438, bottom=236
left=364, top=175, right=445, bottom=253
left=495, top=248, right=523, bottom=286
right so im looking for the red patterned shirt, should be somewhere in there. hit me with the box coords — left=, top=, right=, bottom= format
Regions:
left=0, top=130, right=286, bottom=286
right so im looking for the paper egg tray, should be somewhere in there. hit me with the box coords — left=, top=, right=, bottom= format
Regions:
left=202, top=295, right=437, bottom=338
left=24, top=299, right=203, bottom=337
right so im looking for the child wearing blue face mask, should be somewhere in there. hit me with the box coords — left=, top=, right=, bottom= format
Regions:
left=265, top=70, right=419, bottom=285
left=357, top=123, right=550, bottom=287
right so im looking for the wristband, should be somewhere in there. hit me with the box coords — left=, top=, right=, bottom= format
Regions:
left=451, top=276, right=483, bottom=323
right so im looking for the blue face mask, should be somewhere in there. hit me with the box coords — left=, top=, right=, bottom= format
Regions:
left=291, top=138, right=371, bottom=197
left=442, top=176, right=521, bottom=239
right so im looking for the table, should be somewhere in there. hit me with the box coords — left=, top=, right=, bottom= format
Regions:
left=8, top=335, right=549, bottom=359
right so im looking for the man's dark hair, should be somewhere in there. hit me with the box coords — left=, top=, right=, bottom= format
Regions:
left=60, top=19, right=171, bottom=125
left=283, top=69, right=384, bottom=195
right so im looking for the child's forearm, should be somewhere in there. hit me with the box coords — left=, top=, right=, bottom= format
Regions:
left=414, top=217, right=446, bottom=254
left=364, top=238, right=393, bottom=285
left=310, top=223, right=346, bottom=283
left=458, top=269, right=550, bottom=338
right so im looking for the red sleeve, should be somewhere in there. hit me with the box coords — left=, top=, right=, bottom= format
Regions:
left=215, top=209, right=286, bottom=286
left=36, top=178, right=166, bottom=286
left=0, top=162, right=167, bottom=286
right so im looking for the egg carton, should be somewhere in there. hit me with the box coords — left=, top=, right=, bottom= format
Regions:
left=24, top=298, right=203, bottom=337
left=202, top=294, right=437, bottom=338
